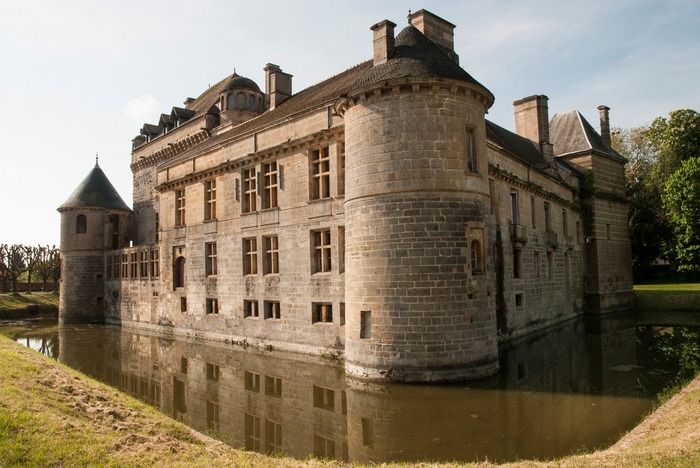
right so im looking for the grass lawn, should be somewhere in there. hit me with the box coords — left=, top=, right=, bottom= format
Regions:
left=0, top=335, right=699, bottom=467
left=0, top=292, right=59, bottom=311
left=634, top=283, right=700, bottom=292
left=634, top=283, right=700, bottom=311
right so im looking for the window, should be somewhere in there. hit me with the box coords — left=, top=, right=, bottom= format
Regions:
left=140, top=251, right=149, bottom=278
left=547, top=251, right=553, bottom=279
left=510, top=190, right=519, bottom=225
left=312, top=385, right=335, bottom=411
left=112, top=254, right=120, bottom=279
left=130, top=252, right=138, bottom=279
left=534, top=251, right=540, bottom=278
left=466, top=127, right=478, bottom=172
left=531, top=196, right=536, bottom=228
left=337, top=143, right=345, bottom=196
left=312, top=229, right=331, bottom=273
left=207, top=400, right=219, bottom=435
left=513, top=248, right=521, bottom=279
left=242, top=168, right=257, bottom=213
left=180, top=357, right=188, bottom=373
left=244, top=371, right=260, bottom=392
left=362, top=418, right=374, bottom=448
left=226, top=93, right=234, bottom=110
left=106, top=256, right=113, bottom=280
left=515, top=293, right=523, bottom=307
left=544, top=202, right=551, bottom=232
left=338, top=227, right=345, bottom=274
left=204, top=180, right=216, bottom=221
left=76, top=214, right=87, bottom=234
left=154, top=212, right=159, bottom=242
left=245, top=413, right=261, bottom=452
left=312, top=303, right=333, bottom=323
left=205, top=242, right=217, bottom=276
left=244, top=300, right=259, bottom=318
left=206, top=363, right=219, bottom=381
left=261, top=162, right=278, bottom=209
left=243, top=238, right=258, bottom=275
left=175, top=189, right=186, bottom=226
left=174, top=257, right=186, bottom=288
left=150, top=249, right=159, bottom=278
left=310, top=147, right=330, bottom=200
left=576, top=221, right=581, bottom=244
left=121, top=254, right=128, bottom=279
left=265, top=420, right=282, bottom=454
left=339, top=302, right=345, bottom=326
left=360, top=310, right=372, bottom=339
left=562, top=209, right=568, bottom=237
left=265, top=376, right=282, bottom=397
left=206, top=298, right=219, bottom=315
left=248, top=95, right=256, bottom=112
left=313, top=435, right=335, bottom=459
left=488, top=179, right=496, bottom=214
left=470, top=239, right=483, bottom=274
left=263, top=236, right=279, bottom=274
left=237, top=93, right=245, bottom=110
left=180, top=297, right=187, bottom=312
left=606, top=224, right=611, bottom=240
left=264, top=301, right=280, bottom=320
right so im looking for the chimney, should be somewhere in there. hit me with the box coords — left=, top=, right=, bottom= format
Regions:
left=370, top=20, right=396, bottom=65
left=513, top=95, right=554, bottom=163
left=598, top=105, right=611, bottom=148
left=409, top=9, right=459, bottom=63
left=264, top=63, right=293, bottom=110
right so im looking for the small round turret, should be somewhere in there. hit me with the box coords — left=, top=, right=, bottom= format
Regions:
left=57, top=159, right=132, bottom=323
left=217, top=73, right=264, bottom=125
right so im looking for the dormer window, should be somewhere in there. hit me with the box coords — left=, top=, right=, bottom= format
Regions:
left=226, top=93, right=234, bottom=111
left=248, top=95, right=256, bottom=111
left=76, top=214, right=87, bottom=234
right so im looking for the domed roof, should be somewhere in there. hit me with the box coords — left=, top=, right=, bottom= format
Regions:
left=222, top=74, right=261, bottom=93
left=58, top=161, right=131, bottom=212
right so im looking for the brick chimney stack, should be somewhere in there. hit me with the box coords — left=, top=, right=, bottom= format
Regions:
left=264, top=63, right=293, bottom=110
left=370, top=20, right=396, bottom=66
left=598, top=105, right=611, bottom=148
left=514, top=95, right=554, bottom=163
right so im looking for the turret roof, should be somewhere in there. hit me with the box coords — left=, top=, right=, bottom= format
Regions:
left=58, top=162, right=131, bottom=211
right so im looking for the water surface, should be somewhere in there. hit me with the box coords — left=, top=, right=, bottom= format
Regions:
left=2, top=314, right=698, bottom=463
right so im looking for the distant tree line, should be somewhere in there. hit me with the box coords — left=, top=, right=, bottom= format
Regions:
left=0, top=245, right=60, bottom=293
left=613, top=108, right=700, bottom=280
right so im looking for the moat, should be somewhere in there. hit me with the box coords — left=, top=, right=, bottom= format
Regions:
left=2, top=314, right=698, bottom=464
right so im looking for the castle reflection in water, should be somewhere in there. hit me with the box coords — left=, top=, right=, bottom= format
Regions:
left=17, top=314, right=657, bottom=463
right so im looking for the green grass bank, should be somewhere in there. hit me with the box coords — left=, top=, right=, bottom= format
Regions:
left=0, top=335, right=698, bottom=467
left=0, top=292, right=58, bottom=319
left=634, top=283, right=700, bottom=312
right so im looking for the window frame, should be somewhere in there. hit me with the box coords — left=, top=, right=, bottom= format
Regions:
left=262, top=235, right=279, bottom=275
left=243, top=237, right=258, bottom=275
left=175, top=189, right=186, bottom=227
left=204, top=179, right=217, bottom=221
left=261, top=162, right=278, bottom=209
left=242, top=168, right=257, bottom=213
left=205, top=242, right=218, bottom=277
left=311, top=229, right=332, bottom=274
left=310, top=146, right=330, bottom=200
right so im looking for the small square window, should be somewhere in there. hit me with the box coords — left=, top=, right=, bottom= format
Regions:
left=312, top=303, right=333, bottom=324
left=264, top=301, right=280, bottom=320
left=206, top=298, right=219, bottom=315
left=244, top=300, right=259, bottom=318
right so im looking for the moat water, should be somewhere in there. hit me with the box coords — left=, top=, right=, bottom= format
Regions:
left=1, top=315, right=698, bottom=464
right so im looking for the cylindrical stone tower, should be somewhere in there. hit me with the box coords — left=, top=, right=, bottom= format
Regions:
left=57, top=160, right=132, bottom=324
left=337, top=23, right=499, bottom=382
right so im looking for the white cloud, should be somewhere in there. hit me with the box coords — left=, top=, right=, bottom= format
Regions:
left=123, top=94, right=160, bottom=127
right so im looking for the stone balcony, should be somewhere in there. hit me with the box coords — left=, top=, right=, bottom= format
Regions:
left=545, top=230, right=558, bottom=249
left=511, top=223, right=528, bottom=245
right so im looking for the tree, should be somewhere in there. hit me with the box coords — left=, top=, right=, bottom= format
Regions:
left=35, top=246, right=55, bottom=291
left=5, top=244, right=27, bottom=293
left=23, top=245, right=41, bottom=292
left=50, top=248, right=61, bottom=292
left=663, top=157, right=700, bottom=273
left=0, top=245, right=9, bottom=292
left=646, top=109, right=700, bottom=180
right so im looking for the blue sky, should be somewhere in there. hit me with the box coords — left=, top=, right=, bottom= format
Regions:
left=1, top=0, right=698, bottom=245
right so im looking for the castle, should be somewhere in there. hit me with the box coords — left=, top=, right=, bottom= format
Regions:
left=58, top=9, right=633, bottom=382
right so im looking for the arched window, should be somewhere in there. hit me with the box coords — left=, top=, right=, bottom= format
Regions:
left=248, top=95, right=256, bottom=111
left=237, top=93, right=246, bottom=110
left=76, top=214, right=87, bottom=234
left=174, top=257, right=186, bottom=289
left=470, top=239, right=482, bottom=274
left=226, top=93, right=234, bottom=111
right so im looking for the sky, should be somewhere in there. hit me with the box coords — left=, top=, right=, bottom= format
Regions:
left=1, top=0, right=698, bottom=245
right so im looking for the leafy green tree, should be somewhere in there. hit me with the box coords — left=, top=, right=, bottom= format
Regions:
left=663, top=158, right=700, bottom=273
left=647, top=109, right=700, bottom=180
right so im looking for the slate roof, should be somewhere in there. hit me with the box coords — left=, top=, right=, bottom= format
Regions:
left=349, top=25, right=493, bottom=102
left=58, top=163, right=131, bottom=211
left=550, top=111, right=625, bottom=161
left=486, top=120, right=549, bottom=169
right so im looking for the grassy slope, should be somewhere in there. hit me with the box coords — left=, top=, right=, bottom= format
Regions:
left=0, top=292, right=58, bottom=311
left=0, top=336, right=699, bottom=467
left=634, top=283, right=700, bottom=311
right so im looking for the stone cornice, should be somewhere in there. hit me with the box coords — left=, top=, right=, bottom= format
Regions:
left=489, top=164, right=580, bottom=211
left=155, top=127, right=344, bottom=193
left=130, top=129, right=210, bottom=173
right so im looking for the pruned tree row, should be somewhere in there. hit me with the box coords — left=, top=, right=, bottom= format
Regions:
left=0, top=245, right=60, bottom=293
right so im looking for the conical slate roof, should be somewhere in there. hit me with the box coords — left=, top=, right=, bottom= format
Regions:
left=349, top=25, right=493, bottom=104
left=58, top=162, right=131, bottom=211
